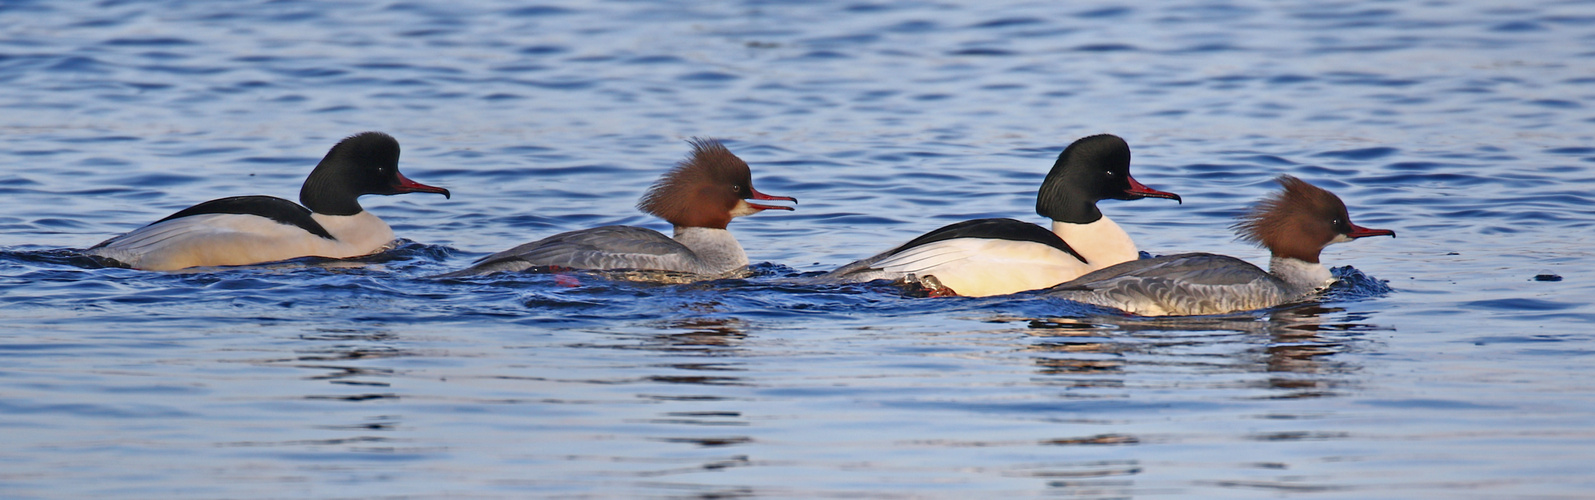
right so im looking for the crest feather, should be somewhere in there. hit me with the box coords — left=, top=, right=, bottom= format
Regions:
left=1231, top=175, right=1345, bottom=249
left=636, top=138, right=750, bottom=228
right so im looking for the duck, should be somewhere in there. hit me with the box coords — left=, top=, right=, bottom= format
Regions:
left=86, top=131, right=450, bottom=271
left=1046, top=175, right=1395, bottom=316
left=438, top=138, right=795, bottom=278
left=817, top=134, right=1180, bottom=297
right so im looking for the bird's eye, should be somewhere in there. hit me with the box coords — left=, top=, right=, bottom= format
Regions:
left=731, top=185, right=742, bottom=192
left=1331, top=219, right=1342, bottom=226
left=1105, top=170, right=1116, bottom=177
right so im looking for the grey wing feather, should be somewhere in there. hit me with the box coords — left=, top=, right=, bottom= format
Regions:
left=816, top=241, right=971, bottom=282
left=442, top=225, right=696, bottom=277
left=1059, top=253, right=1274, bottom=288
left=1049, top=253, right=1295, bottom=316
left=821, top=247, right=897, bottom=278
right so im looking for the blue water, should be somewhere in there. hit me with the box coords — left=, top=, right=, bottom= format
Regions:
left=4, top=0, right=1595, bottom=497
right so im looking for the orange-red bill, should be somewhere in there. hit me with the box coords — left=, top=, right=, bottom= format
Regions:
left=394, top=171, right=451, bottom=198
left=747, top=187, right=796, bottom=211
left=1125, top=175, right=1181, bottom=203
left=1347, top=222, right=1396, bottom=239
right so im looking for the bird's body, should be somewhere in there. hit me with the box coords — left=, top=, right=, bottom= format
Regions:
left=819, top=134, right=1179, bottom=297
left=1048, top=176, right=1394, bottom=316
left=86, top=132, right=449, bottom=271
left=439, top=139, right=794, bottom=279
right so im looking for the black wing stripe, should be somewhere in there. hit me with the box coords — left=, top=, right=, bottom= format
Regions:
left=889, top=218, right=1086, bottom=263
left=153, top=195, right=336, bottom=240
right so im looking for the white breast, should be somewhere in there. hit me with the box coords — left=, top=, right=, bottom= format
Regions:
left=312, top=212, right=397, bottom=256
left=1051, top=216, right=1139, bottom=268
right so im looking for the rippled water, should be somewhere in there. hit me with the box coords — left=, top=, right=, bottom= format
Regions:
left=4, top=0, right=1595, bottom=497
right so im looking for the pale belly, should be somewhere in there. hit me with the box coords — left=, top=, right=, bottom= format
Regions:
left=88, top=212, right=397, bottom=271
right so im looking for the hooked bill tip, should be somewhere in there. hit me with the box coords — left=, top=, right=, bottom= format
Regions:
left=409, top=185, right=450, bottom=199
left=1140, top=190, right=1181, bottom=203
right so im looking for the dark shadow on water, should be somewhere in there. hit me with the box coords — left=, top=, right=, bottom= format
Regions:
left=0, top=247, right=118, bottom=269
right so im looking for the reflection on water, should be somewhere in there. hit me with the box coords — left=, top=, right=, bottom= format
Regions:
left=1013, top=304, right=1388, bottom=496
left=1034, top=304, right=1380, bottom=398
left=850, top=302, right=1404, bottom=497
left=1031, top=306, right=1367, bottom=399
left=641, top=317, right=752, bottom=350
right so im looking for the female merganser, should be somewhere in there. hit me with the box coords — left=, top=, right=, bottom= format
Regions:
left=439, top=138, right=795, bottom=278
left=817, top=134, right=1180, bottom=297
left=86, top=132, right=450, bottom=271
left=1047, top=175, right=1395, bottom=316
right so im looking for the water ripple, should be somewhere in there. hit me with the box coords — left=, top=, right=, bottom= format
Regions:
left=1, top=0, right=1593, bottom=497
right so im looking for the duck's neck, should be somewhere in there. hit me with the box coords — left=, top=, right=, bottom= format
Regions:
left=300, top=177, right=363, bottom=216
left=1269, top=256, right=1335, bottom=295
left=1051, top=216, right=1138, bottom=268
left=672, top=226, right=749, bottom=274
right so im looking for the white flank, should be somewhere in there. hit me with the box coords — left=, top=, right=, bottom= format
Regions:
left=89, top=211, right=396, bottom=271
left=871, top=238, right=1093, bottom=297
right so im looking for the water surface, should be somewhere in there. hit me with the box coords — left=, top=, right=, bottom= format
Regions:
left=3, top=0, right=1595, bottom=497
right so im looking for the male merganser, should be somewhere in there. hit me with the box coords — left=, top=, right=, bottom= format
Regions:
left=817, top=134, right=1180, bottom=297
left=86, top=132, right=450, bottom=271
left=439, top=138, right=795, bottom=278
left=1047, top=175, right=1395, bottom=316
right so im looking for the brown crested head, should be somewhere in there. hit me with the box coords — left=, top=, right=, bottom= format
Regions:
left=636, top=138, right=795, bottom=229
left=1231, top=175, right=1394, bottom=263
